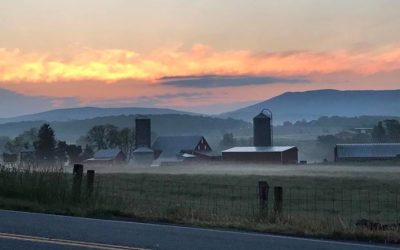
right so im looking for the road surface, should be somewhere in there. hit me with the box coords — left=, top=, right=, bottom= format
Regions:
left=0, top=209, right=398, bottom=250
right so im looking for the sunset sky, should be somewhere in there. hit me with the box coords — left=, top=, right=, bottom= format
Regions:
left=1, top=0, right=400, bottom=115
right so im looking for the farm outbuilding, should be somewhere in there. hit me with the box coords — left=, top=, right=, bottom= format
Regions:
left=222, top=109, right=298, bottom=164
left=85, top=149, right=126, bottom=165
left=222, top=146, right=298, bottom=164
left=335, top=143, right=400, bottom=161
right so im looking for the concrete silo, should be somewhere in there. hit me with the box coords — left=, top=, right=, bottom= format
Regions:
left=135, top=116, right=151, bottom=148
left=253, top=109, right=273, bottom=147
left=132, top=116, right=154, bottom=166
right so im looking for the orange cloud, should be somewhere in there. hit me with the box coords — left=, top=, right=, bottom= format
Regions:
left=1, top=45, right=400, bottom=84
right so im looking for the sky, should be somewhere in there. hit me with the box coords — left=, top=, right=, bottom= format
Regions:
left=1, top=0, right=400, bottom=116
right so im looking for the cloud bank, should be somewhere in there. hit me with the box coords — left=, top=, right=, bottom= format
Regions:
left=1, top=44, right=400, bottom=115
left=1, top=44, right=400, bottom=85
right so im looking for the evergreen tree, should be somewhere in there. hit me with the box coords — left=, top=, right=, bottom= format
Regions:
left=34, top=124, right=56, bottom=163
left=66, top=144, right=83, bottom=163
left=55, top=141, right=68, bottom=163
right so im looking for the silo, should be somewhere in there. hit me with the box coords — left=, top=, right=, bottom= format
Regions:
left=135, top=116, right=151, bottom=148
left=253, top=110, right=272, bottom=147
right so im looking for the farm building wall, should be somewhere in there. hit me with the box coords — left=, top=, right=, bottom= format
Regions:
left=282, top=147, right=299, bottom=164
left=222, top=147, right=298, bottom=164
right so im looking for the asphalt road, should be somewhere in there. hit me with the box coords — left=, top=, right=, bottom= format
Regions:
left=0, top=209, right=398, bottom=250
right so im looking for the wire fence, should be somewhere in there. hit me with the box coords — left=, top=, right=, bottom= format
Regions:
left=92, top=175, right=400, bottom=229
left=1, top=165, right=400, bottom=230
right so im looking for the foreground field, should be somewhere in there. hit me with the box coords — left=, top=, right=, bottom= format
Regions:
left=2, top=163, right=400, bottom=244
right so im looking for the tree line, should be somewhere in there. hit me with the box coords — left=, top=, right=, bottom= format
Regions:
left=317, top=119, right=400, bottom=147
left=2, top=123, right=136, bottom=165
left=371, top=119, right=400, bottom=143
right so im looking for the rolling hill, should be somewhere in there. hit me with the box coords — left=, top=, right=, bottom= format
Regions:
left=220, top=89, right=400, bottom=123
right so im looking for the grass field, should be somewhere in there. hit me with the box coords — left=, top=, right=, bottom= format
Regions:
left=73, top=162, right=400, bottom=180
left=2, top=162, right=400, bottom=243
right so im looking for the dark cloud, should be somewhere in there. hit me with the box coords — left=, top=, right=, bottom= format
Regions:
left=155, top=92, right=211, bottom=99
left=160, top=75, right=307, bottom=88
left=90, top=92, right=212, bottom=108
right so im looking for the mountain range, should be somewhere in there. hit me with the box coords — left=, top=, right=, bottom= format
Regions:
left=220, top=89, right=400, bottom=123
left=1, top=89, right=400, bottom=125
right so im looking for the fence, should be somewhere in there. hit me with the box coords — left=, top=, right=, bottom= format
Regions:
left=92, top=174, right=400, bottom=229
left=1, top=165, right=400, bottom=230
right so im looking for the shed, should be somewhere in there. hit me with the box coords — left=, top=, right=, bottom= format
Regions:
left=222, top=146, right=298, bottom=164
left=335, top=143, right=400, bottom=161
left=131, top=147, right=154, bottom=166
left=85, top=149, right=126, bottom=165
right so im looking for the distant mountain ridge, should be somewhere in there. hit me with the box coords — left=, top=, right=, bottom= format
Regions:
left=0, top=107, right=193, bottom=124
left=220, top=89, right=400, bottom=123
left=2, top=89, right=400, bottom=125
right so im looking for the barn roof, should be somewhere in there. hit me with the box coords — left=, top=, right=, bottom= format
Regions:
left=133, top=147, right=154, bottom=153
left=222, top=146, right=296, bottom=153
left=152, top=135, right=205, bottom=156
left=336, top=143, right=400, bottom=158
left=94, top=149, right=123, bottom=159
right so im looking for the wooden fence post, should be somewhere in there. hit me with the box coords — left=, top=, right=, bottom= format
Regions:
left=72, top=164, right=83, bottom=202
left=258, top=181, right=269, bottom=213
left=274, top=187, right=283, bottom=215
left=86, top=170, right=95, bottom=197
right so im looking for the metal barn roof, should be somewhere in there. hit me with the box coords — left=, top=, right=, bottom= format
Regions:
left=93, top=149, right=123, bottom=159
left=222, top=146, right=296, bottom=153
left=336, top=143, right=400, bottom=158
left=133, top=147, right=154, bottom=153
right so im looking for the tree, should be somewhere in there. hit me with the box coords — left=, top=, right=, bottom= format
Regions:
left=81, top=145, right=94, bottom=160
left=105, top=125, right=120, bottom=148
left=34, top=124, right=56, bottom=163
left=219, top=133, right=236, bottom=149
left=0, top=136, right=11, bottom=153
left=118, top=128, right=135, bottom=159
left=86, top=125, right=107, bottom=150
left=5, top=128, right=38, bottom=154
left=86, top=124, right=121, bottom=150
left=66, top=144, right=83, bottom=163
left=384, top=120, right=400, bottom=142
left=55, top=141, right=68, bottom=163
left=372, top=122, right=386, bottom=142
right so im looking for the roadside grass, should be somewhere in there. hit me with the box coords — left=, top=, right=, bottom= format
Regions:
left=1, top=166, right=400, bottom=244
